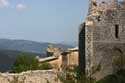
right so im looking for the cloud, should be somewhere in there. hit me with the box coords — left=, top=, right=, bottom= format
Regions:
left=0, top=0, right=9, bottom=8
left=0, top=0, right=30, bottom=9
left=16, top=3, right=29, bottom=9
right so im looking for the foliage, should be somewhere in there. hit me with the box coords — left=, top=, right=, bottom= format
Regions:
left=39, top=62, right=53, bottom=70
left=58, top=66, right=95, bottom=83
left=97, top=69, right=125, bottom=83
left=11, top=55, right=53, bottom=73
left=58, top=66, right=125, bottom=83
left=11, top=55, right=39, bottom=73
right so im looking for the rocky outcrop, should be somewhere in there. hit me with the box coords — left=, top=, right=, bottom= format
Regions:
left=0, top=70, right=61, bottom=83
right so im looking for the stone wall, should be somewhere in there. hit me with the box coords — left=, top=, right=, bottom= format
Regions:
left=62, top=49, right=78, bottom=67
left=88, top=0, right=125, bottom=16
left=62, top=50, right=78, bottom=67
left=79, top=23, right=86, bottom=74
left=48, top=55, right=62, bottom=70
left=0, top=70, right=61, bottom=83
left=68, top=50, right=78, bottom=66
left=79, top=0, right=125, bottom=80
left=90, top=9, right=125, bottom=80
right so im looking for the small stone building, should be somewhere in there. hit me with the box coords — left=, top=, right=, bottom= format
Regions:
left=38, top=47, right=78, bottom=70
left=79, top=0, right=125, bottom=80
left=61, top=47, right=78, bottom=67
left=38, top=47, right=62, bottom=70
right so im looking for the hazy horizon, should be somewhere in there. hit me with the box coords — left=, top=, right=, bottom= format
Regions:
left=0, top=37, right=78, bottom=44
left=0, top=0, right=88, bottom=43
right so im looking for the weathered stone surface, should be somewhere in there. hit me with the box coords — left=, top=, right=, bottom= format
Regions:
left=0, top=70, right=61, bottom=83
left=62, top=47, right=78, bottom=67
left=79, top=0, right=125, bottom=80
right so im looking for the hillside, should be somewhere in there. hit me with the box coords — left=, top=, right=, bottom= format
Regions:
left=0, top=39, right=73, bottom=54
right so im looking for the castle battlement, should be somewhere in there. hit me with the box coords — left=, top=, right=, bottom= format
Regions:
left=88, top=0, right=125, bottom=16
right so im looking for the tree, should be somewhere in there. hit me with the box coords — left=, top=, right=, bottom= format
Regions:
left=11, top=55, right=53, bottom=73
left=11, top=55, right=39, bottom=73
left=39, top=62, right=53, bottom=70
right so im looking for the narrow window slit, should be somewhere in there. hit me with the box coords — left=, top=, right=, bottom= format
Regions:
left=115, top=24, right=119, bottom=38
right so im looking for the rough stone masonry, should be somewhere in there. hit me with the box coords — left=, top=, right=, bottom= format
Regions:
left=0, top=70, right=61, bottom=83
left=79, top=0, right=125, bottom=80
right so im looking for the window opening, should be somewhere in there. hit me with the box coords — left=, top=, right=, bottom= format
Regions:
left=115, top=24, right=119, bottom=38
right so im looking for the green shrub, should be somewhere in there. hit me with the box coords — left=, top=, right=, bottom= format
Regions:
left=39, top=62, right=53, bottom=70
left=58, top=67, right=125, bottom=83
left=11, top=55, right=39, bottom=73
left=11, top=55, right=53, bottom=73
left=58, top=66, right=95, bottom=83
left=97, top=69, right=125, bottom=83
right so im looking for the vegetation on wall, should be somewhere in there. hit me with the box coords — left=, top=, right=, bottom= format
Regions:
left=39, top=62, right=53, bottom=70
left=97, top=69, right=125, bottom=83
left=58, top=66, right=95, bottom=83
left=58, top=66, right=125, bottom=83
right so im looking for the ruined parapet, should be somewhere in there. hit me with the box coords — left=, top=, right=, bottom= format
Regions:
left=86, top=0, right=125, bottom=27
left=87, top=0, right=125, bottom=17
left=46, top=45, right=62, bottom=57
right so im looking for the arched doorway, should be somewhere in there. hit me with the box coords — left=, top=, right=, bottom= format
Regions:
left=112, top=48, right=123, bottom=72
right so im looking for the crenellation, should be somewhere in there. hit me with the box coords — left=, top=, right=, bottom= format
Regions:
left=88, top=0, right=125, bottom=17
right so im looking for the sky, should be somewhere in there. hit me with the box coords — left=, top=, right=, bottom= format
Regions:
left=0, top=0, right=89, bottom=43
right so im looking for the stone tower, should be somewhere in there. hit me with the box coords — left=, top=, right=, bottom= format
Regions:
left=79, top=0, right=125, bottom=79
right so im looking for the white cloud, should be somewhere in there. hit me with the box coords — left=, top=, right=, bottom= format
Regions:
left=0, top=0, right=30, bottom=9
left=0, top=0, right=9, bottom=8
left=16, top=4, right=29, bottom=9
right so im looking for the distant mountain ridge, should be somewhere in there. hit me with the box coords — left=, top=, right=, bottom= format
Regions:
left=0, top=39, right=74, bottom=54
left=60, top=41, right=78, bottom=47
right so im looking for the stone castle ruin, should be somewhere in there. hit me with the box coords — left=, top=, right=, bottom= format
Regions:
left=79, top=0, right=125, bottom=80
left=38, top=47, right=78, bottom=70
